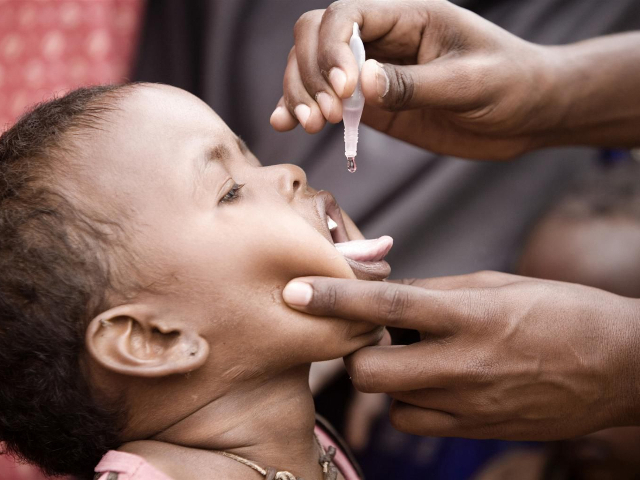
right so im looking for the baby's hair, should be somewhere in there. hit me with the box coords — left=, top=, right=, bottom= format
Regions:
left=550, top=160, right=640, bottom=220
left=0, top=85, right=138, bottom=478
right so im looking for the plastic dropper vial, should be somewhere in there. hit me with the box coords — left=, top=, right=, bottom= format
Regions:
left=342, top=23, right=365, bottom=173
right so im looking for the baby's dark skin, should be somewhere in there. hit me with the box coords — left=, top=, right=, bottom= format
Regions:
left=75, top=84, right=385, bottom=480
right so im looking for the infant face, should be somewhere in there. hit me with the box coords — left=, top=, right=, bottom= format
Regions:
left=74, top=84, right=384, bottom=377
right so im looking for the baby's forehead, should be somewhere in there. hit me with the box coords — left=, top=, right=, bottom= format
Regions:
left=65, top=85, right=233, bottom=215
left=78, top=84, right=233, bottom=176
left=118, top=84, right=227, bottom=137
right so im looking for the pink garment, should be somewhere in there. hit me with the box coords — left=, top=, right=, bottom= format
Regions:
left=314, top=426, right=360, bottom=480
left=95, top=425, right=361, bottom=480
left=95, top=451, right=173, bottom=480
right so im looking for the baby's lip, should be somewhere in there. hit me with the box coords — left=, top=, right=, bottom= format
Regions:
left=314, top=190, right=349, bottom=244
left=312, top=191, right=392, bottom=281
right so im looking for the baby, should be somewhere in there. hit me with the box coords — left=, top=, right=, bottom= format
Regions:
left=0, top=83, right=393, bottom=480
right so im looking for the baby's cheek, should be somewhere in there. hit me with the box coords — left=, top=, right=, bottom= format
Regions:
left=249, top=221, right=353, bottom=281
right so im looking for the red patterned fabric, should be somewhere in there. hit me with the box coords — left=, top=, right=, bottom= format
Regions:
left=0, top=0, right=144, bottom=131
left=0, top=3, right=144, bottom=477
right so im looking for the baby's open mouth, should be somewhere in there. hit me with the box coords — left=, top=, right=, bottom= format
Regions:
left=314, top=191, right=393, bottom=281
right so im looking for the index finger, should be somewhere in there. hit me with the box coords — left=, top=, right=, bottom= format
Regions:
left=316, top=2, right=363, bottom=98
left=282, top=277, right=477, bottom=334
left=344, top=343, right=459, bottom=392
left=316, top=0, right=441, bottom=98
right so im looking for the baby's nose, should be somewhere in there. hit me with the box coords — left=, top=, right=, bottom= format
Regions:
left=269, top=164, right=307, bottom=200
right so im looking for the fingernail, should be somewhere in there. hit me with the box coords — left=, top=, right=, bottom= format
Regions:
left=294, top=104, right=311, bottom=128
left=270, top=106, right=285, bottom=122
left=375, top=62, right=390, bottom=98
left=315, top=92, right=333, bottom=119
left=283, top=281, right=313, bottom=306
left=329, top=68, right=347, bottom=97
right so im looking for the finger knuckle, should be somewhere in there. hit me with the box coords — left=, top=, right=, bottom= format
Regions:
left=388, top=402, right=411, bottom=432
left=455, top=288, right=487, bottom=326
left=323, top=1, right=346, bottom=20
left=388, top=402, right=429, bottom=436
left=282, top=94, right=296, bottom=115
left=299, top=69, right=324, bottom=94
left=385, top=67, right=415, bottom=111
left=375, top=285, right=409, bottom=326
left=462, top=355, right=496, bottom=383
left=350, top=353, right=379, bottom=393
left=314, top=281, right=338, bottom=312
left=294, top=10, right=322, bottom=39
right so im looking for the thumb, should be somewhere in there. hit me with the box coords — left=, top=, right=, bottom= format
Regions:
left=360, top=59, right=476, bottom=111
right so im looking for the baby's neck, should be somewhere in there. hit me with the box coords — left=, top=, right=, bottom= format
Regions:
left=119, top=364, right=336, bottom=480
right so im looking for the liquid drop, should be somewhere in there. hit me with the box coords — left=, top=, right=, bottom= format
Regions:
left=346, top=156, right=357, bottom=173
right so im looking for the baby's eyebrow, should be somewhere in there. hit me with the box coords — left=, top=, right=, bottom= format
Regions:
left=205, top=137, right=247, bottom=162
left=193, top=143, right=230, bottom=192
left=207, top=143, right=232, bottom=162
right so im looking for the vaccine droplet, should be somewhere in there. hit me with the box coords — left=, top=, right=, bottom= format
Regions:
left=346, top=156, right=357, bottom=173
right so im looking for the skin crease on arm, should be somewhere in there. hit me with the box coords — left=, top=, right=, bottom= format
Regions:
left=272, top=0, right=640, bottom=159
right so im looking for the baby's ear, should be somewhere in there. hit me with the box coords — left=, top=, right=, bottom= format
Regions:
left=86, top=304, right=209, bottom=377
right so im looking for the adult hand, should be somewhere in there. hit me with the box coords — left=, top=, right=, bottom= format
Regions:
left=271, top=0, right=557, bottom=159
left=282, top=271, right=640, bottom=440
left=271, top=0, right=640, bottom=159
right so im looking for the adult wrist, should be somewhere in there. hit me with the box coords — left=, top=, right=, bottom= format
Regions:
left=525, top=43, right=575, bottom=151
left=529, top=32, right=640, bottom=150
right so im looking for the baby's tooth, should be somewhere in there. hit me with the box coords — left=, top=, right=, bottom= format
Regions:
left=327, top=217, right=338, bottom=231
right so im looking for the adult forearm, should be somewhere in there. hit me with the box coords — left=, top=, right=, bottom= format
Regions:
left=540, top=32, right=640, bottom=149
